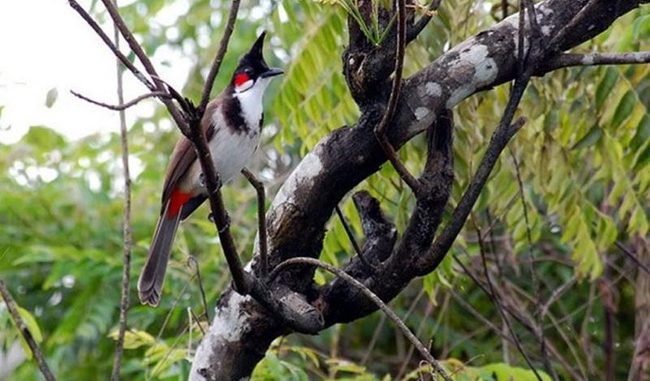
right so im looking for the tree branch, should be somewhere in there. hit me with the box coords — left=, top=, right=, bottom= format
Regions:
left=406, top=0, right=443, bottom=42
left=242, top=168, right=269, bottom=277
left=110, top=4, right=133, bottom=377
left=423, top=115, right=526, bottom=273
left=269, top=257, right=452, bottom=381
left=67, top=0, right=155, bottom=91
left=375, top=0, right=422, bottom=195
left=70, top=90, right=170, bottom=111
left=97, top=0, right=187, bottom=132
left=0, top=280, right=56, bottom=381
left=175, top=0, right=249, bottom=295
left=198, top=0, right=241, bottom=114
left=475, top=224, right=544, bottom=381
left=335, top=204, right=375, bottom=271
left=541, top=51, right=650, bottom=72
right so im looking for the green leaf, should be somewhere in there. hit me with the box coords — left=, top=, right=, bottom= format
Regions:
left=634, top=141, right=650, bottom=171
left=572, top=126, right=602, bottom=150
left=108, top=329, right=155, bottom=349
left=631, top=114, right=650, bottom=150
left=18, top=307, right=43, bottom=344
left=596, top=68, right=618, bottom=109
left=632, top=15, right=650, bottom=38
left=610, top=90, right=636, bottom=128
left=7, top=306, right=44, bottom=360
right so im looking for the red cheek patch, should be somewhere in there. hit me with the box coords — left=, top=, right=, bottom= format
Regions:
left=234, top=73, right=250, bottom=86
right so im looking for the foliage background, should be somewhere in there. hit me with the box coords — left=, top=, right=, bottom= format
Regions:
left=0, top=0, right=648, bottom=380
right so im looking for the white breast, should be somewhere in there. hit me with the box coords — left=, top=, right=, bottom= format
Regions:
left=184, top=77, right=273, bottom=192
left=235, top=76, right=273, bottom=129
left=184, top=107, right=260, bottom=191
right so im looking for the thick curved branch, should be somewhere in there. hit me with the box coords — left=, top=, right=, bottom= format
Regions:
left=191, top=0, right=648, bottom=379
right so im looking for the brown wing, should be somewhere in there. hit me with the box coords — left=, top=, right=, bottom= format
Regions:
left=160, top=98, right=222, bottom=204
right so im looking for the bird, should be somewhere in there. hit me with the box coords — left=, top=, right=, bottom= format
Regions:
left=138, top=32, right=283, bottom=306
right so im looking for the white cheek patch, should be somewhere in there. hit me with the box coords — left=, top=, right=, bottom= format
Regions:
left=235, top=79, right=254, bottom=93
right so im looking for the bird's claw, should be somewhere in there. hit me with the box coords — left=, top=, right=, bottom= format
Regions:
left=199, top=173, right=222, bottom=189
left=208, top=212, right=231, bottom=234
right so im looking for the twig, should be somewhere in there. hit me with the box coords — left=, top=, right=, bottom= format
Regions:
left=188, top=256, right=211, bottom=322
left=361, top=314, right=387, bottom=365
left=474, top=224, right=544, bottom=381
left=242, top=168, right=269, bottom=277
left=110, top=6, right=133, bottom=378
left=541, top=51, right=650, bottom=72
left=269, top=257, right=453, bottom=381
left=198, top=0, right=242, bottom=114
left=97, top=0, right=187, bottom=132
left=335, top=205, right=376, bottom=272
left=426, top=0, right=541, bottom=271
left=67, top=0, right=155, bottom=91
left=426, top=115, right=526, bottom=271
left=546, top=0, right=598, bottom=54
left=189, top=308, right=206, bottom=336
left=396, top=295, right=436, bottom=379
left=156, top=277, right=193, bottom=339
left=407, top=0, right=443, bottom=42
left=374, top=0, right=422, bottom=195
left=615, top=241, right=650, bottom=276
left=508, top=147, right=557, bottom=380
left=449, top=289, right=519, bottom=347
left=601, top=274, right=616, bottom=381
left=0, top=280, right=56, bottom=381
left=70, top=90, right=170, bottom=111
left=454, top=254, right=586, bottom=380
left=540, top=276, right=577, bottom=318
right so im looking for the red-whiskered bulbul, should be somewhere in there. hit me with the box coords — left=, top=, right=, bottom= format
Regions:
left=138, top=32, right=283, bottom=306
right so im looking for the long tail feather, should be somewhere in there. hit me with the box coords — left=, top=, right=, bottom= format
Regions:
left=138, top=201, right=181, bottom=306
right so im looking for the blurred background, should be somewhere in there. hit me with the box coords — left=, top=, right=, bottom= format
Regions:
left=0, top=0, right=649, bottom=380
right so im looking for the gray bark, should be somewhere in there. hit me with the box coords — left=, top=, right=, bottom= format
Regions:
left=190, top=0, right=648, bottom=379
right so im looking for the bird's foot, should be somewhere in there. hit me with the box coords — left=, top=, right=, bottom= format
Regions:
left=199, top=173, right=222, bottom=189
left=208, top=212, right=231, bottom=234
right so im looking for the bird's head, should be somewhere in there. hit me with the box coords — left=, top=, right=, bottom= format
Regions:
left=231, top=31, right=283, bottom=94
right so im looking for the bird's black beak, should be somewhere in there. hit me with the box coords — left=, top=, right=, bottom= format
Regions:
left=260, top=67, right=284, bottom=78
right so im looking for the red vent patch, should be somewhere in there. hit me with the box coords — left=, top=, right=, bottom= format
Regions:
left=168, top=190, right=192, bottom=217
